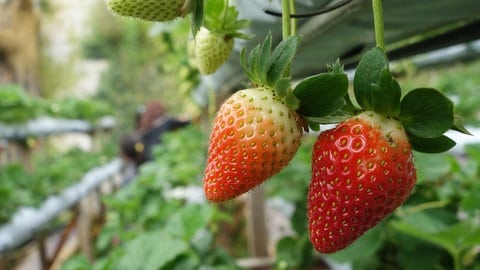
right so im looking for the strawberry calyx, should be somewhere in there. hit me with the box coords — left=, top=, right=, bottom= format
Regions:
left=240, top=33, right=301, bottom=111
left=351, top=47, right=471, bottom=153
left=291, top=46, right=470, bottom=154
left=202, top=0, right=250, bottom=39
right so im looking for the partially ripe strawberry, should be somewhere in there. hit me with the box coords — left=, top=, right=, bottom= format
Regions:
left=204, top=87, right=303, bottom=202
left=194, top=27, right=234, bottom=75
left=106, top=0, right=186, bottom=22
left=308, top=111, right=416, bottom=253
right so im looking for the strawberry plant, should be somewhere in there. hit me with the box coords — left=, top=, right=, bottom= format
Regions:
left=201, top=0, right=471, bottom=258
left=96, top=0, right=476, bottom=268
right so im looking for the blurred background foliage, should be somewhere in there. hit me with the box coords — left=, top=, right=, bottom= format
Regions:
left=81, top=1, right=201, bottom=131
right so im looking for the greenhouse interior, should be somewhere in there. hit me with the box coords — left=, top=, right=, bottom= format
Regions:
left=1, top=0, right=480, bottom=269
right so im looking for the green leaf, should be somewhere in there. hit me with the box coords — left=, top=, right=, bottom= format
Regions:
left=390, top=220, right=456, bottom=255
left=375, top=68, right=401, bottom=116
left=399, top=88, right=454, bottom=138
left=293, top=72, right=348, bottom=117
left=392, top=218, right=480, bottom=258
left=275, top=237, right=300, bottom=268
left=408, top=133, right=456, bottom=153
left=328, top=224, right=384, bottom=263
left=353, top=47, right=389, bottom=111
left=267, top=35, right=301, bottom=85
left=115, top=230, right=189, bottom=270
left=164, top=203, right=214, bottom=241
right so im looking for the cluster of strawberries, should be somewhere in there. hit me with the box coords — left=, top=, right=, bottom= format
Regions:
left=203, top=39, right=467, bottom=253
left=106, top=0, right=248, bottom=75
left=105, top=0, right=468, bottom=254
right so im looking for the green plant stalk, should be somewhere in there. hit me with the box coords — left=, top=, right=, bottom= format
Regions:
left=289, top=0, right=297, bottom=36
left=396, top=200, right=450, bottom=217
left=281, top=0, right=291, bottom=41
left=281, top=0, right=295, bottom=77
left=372, top=0, right=386, bottom=51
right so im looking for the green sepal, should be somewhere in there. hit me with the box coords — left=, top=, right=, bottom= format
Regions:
left=274, top=77, right=291, bottom=98
left=257, top=34, right=273, bottom=84
left=204, top=0, right=250, bottom=38
left=408, top=133, right=456, bottom=154
left=283, top=93, right=300, bottom=111
left=293, top=72, right=348, bottom=118
left=267, top=35, right=301, bottom=86
left=191, top=0, right=204, bottom=37
left=452, top=115, right=472, bottom=135
left=399, top=88, right=454, bottom=139
left=375, top=68, right=401, bottom=116
left=353, top=47, right=389, bottom=111
left=306, top=109, right=353, bottom=125
left=241, top=34, right=301, bottom=88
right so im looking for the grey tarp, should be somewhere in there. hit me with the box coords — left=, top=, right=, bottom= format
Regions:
left=193, top=0, right=480, bottom=104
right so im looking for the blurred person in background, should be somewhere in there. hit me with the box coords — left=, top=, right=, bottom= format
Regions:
left=120, top=100, right=190, bottom=168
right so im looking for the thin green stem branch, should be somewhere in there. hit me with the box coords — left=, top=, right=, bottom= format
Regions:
left=372, top=0, right=386, bottom=51
left=289, top=0, right=297, bottom=36
left=281, top=0, right=291, bottom=41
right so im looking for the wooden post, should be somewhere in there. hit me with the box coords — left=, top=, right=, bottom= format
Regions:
left=37, top=233, right=49, bottom=270
left=245, top=185, right=269, bottom=269
left=76, top=202, right=94, bottom=262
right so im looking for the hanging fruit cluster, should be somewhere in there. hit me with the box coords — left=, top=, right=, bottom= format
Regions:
left=105, top=0, right=471, bottom=253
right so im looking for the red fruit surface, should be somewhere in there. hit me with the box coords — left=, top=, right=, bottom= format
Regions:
left=204, top=87, right=303, bottom=202
left=308, top=111, right=416, bottom=253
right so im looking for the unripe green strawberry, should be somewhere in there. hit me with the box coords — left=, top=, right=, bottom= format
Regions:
left=308, top=111, right=416, bottom=253
left=194, top=27, right=234, bottom=75
left=204, top=87, right=303, bottom=202
left=106, top=0, right=186, bottom=22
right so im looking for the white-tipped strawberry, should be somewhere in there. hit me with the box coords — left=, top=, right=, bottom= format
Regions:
left=203, top=34, right=303, bottom=202
left=106, top=0, right=189, bottom=22
left=194, top=27, right=234, bottom=75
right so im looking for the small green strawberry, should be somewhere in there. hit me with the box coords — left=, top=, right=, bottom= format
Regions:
left=203, top=35, right=303, bottom=202
left=308, top=111, right=416, bottom=253
left=191, top=1, right=250, bottom=75
left=194, top=27, right=234, bottom=75
left=106, top=0, right=189, bottom=22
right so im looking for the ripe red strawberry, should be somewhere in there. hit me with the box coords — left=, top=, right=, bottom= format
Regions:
left=194, top=27, right=234, bottom=75
left=106, top=0, right=187, bottom=22
left=308, top=111, right=416, bottom=253
left=204, top=87, right=303, bottom=202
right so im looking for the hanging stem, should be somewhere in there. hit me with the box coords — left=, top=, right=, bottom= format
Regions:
left=281, top=0, right=291, bottom=40
left=289, top=0, right=297, bottom=35
left=281, top=0, right=295, bottom=77
left=372, top=0, right=386, bottom=51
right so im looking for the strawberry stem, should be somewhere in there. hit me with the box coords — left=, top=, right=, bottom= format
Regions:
left=281, top=0, right=296, bottom=77
left=281, top=0, right=291, bottom=40
left=372, top=0, right=386, bottom=51
left=289, top=0, right=297, bottom=36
